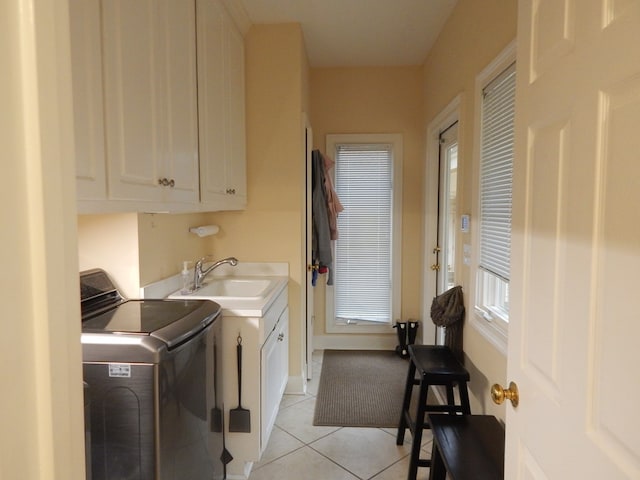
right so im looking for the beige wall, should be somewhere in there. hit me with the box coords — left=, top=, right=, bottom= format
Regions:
left=77, top=213, right=141, bottom=296
left=309, top=67, right=425, bottom=340
left=77, top=212, right=213, bottom=296
left=207, top=23, right=309, bottom=388
left=1, top=0, right=86, bottom=477
left=422, top=0, right=518, bottom=419
left=137, top=212, right=214, bottom=285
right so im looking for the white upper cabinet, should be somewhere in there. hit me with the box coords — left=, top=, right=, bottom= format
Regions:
left=70, top=0, right=107, bottom=202
left=101, top=0, right=199, bottom=208
left=197, top=0, right=247, bottom=210
left=72, top=0, right=246, bottom=213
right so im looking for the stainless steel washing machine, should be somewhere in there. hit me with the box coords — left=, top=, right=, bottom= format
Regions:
left=80, top=269, right=226, bottom=480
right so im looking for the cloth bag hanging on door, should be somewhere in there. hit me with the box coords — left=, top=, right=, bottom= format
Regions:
left=430, top=285, right=465, bottom=362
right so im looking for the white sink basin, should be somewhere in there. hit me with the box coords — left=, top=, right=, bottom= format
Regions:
left=169, top=276, right=279, bottom=302
left=199, top=278, right=271, bottom=298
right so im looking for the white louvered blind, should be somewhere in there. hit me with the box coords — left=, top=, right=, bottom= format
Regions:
left=334, top=144, right=393, bottom=323
left=479, top=62, right=516, bottom=281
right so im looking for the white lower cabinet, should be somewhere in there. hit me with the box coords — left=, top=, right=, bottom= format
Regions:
left=261, top=307, right=289, bottom=448
left=222, top=287, right=288, bottom=478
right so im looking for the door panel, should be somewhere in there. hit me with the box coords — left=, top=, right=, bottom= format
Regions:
left=304, top=118, right=314, bottom=380
left=592, top=74, right=640, bottom=471
left=507, top=1, right=640, bottom=477
left=438, top=122, right=459, bottom=294
left=435, top=122, right=459, bottom=345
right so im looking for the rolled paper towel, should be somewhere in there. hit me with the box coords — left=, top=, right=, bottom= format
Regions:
left=189, top=225, right=220, bottom=237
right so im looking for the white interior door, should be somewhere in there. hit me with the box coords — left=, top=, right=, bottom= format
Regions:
left=505, top=1, right=640, bottom=478
left=304, top=117, right=314, bottom=380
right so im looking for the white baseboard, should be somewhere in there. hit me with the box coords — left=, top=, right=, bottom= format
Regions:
left=285, top=374, right=306, bottom=395
left=313, top=334, right=397, bottom=351
left=225, top=460, right=253, bottom=480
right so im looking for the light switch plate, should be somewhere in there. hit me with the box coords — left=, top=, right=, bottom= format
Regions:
left=463, top=243, right=471, bottom=266
left=461, top=214, right=470, bottom=233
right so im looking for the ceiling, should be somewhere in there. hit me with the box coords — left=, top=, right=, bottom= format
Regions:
left=238, top=0, right=458, bottom=67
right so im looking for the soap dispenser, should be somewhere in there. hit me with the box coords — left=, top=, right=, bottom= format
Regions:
left=180, top=261, right=192, bottom=294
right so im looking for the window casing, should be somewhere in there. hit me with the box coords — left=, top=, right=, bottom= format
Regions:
left=325, top=134, right=402, bottom=334
left=472, top=43, right=516, bottom=353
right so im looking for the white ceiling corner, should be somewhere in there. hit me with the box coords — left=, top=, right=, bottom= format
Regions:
left=236, top=0, right=458, bottom=67
left=221, top=0, right=252, bottom=34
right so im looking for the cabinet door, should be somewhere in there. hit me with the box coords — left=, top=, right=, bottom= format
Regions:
left=159, top=0, right=200, bottom=205
left=260, top=308, right=288, bottom=452
left=277, top=307, right=289, bottom=396
left=198, top=0, right=247, bottom=210
left=70, top=0, right=107, bottom=202
left=102, top=0, right=161, bottom=202
left=102, top=0, right=198, bottom=205
left=225, top=18, right=247, bottom=203
left=196, top=0, right=226, bottom=204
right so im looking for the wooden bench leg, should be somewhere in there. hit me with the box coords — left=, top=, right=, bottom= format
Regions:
left=428, top=441, right=446, bottom=480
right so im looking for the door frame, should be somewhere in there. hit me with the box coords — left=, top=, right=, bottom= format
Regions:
left=303, top=113, right=313, bottom=381
left=422, top=94, right=463, bottom=345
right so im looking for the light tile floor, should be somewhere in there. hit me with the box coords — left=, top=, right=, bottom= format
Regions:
left=248, top=351, right=432, bottom=480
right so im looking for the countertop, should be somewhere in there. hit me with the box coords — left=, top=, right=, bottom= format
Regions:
left=140, top=262, right=289, bottom=317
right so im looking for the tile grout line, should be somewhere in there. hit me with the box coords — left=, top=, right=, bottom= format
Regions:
left=306, top=441, right=366, bottom=480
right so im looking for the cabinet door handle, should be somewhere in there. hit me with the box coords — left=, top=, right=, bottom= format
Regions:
left=277, top=333, right=284, bottom=342
left=226, top=188, right=236, bottom=195
left=158, top=178, right=175, bottom=187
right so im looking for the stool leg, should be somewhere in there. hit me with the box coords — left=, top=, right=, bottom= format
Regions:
left=396, top=360, right=416, bottom=445
left=445, top=384, right=455, bottom=414
left=407, top=378, right=429, bottom=480
left=458, top=381, right=471, bottom=415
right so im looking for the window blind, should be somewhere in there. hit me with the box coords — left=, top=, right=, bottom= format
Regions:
left=334, top=144, right=393, bottom=323
left=479, top=62, right=516, bottom=281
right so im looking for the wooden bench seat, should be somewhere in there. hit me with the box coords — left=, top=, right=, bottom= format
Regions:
left=428, top=414, right=505, bottom=480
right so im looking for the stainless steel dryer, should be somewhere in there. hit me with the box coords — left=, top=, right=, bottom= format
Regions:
left=80, top=269, right=225, bottom=480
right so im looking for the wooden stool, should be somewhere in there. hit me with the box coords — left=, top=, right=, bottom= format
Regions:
left=396, top=345, right=471, bottom=480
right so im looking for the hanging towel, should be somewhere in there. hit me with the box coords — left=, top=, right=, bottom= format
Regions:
left=430, top=286, right=465, bottom=361
left=321, top=152, right=344, bottom=240
left=312, top=149, right=334, bottom=284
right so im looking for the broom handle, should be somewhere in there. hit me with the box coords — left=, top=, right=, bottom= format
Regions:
left=237, top=341, right=243, bottom=405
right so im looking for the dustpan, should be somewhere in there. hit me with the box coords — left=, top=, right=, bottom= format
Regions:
left=229, top=335, right=251, bottom=432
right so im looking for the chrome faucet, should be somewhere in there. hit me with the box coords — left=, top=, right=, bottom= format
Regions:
left=193, top=256, right=238, bottom=290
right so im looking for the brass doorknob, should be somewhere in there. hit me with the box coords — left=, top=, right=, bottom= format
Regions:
left=491, top=381, right=519, bottom=408
left=430, top=264, right=440, bottom=271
